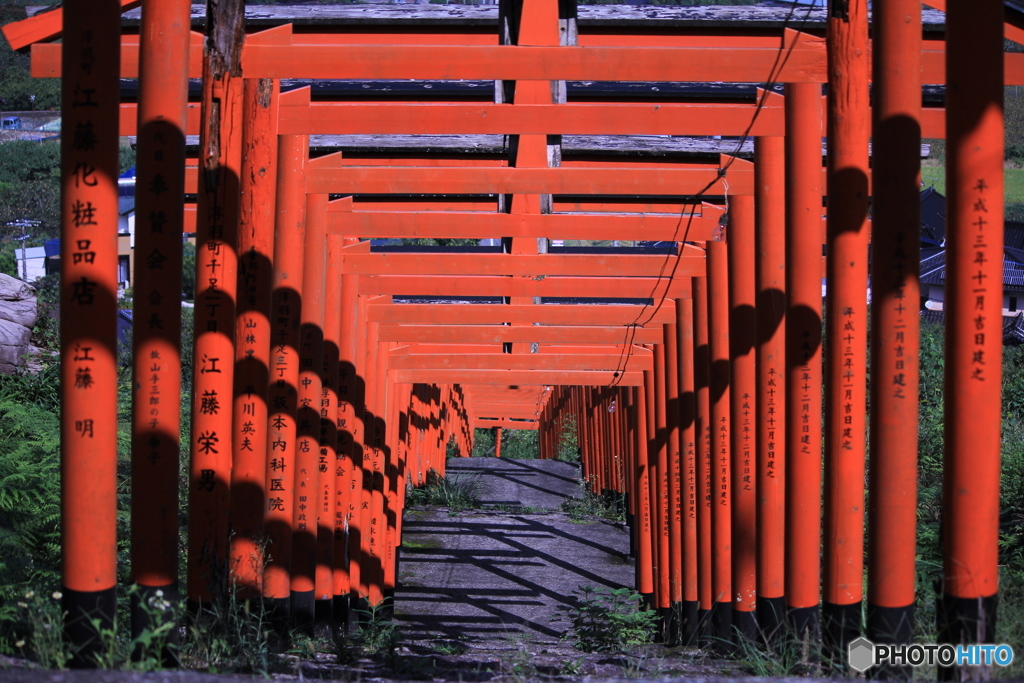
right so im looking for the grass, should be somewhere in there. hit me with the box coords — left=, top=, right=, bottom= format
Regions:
left=920, top=166, right=1024, bottom=205
left=405, top=468, right=482, bottom=515
left=560, top=480, right=626, bottom=523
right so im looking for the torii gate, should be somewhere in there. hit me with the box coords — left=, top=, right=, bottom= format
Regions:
left=2, top=0, right=1011, bottom=676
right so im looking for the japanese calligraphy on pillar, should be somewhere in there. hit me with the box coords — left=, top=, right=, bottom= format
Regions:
left=741, top=394, right=753, bottom=491
left=765, top=369, right=779, bottom=477
left=841, top=307, right=857, bottom=451
left=969, top=179, right=993, bottom=383
left=59, top=0, right=121, bottom=649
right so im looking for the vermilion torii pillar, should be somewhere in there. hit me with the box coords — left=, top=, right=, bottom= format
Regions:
left=940, top=0, right=1003, bottom=671
left=676, top=296, right=699, bottom=645
left=60, top=0, right=121, bottom=666
left=321, top=232, right=345, bottom=636
left=230, top=75, right=279, bottom=601
left=754, top=134, right=786, bottom=642
left=663, top=316, right=684, bottom=643
left=784, top=80, right=823, bottom=645
left=868, top=0, right=921, bottom=675
left=823, top=0, right=870, bottom=664
left=293, top=190, right=327, bottom=632
left=727, top=194, right=757, bottom=643
left=188, top=0, right=244, bottom=607
left=130, top=0, right=189, bottom=657
left=706, top=239, right=732, bottom=647
left=692, top=275, right=713, bottom=643
left=263, top=132, right=309, bottom=630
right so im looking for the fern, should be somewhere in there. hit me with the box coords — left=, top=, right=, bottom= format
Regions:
left=0, top=400, right=62, bottom=597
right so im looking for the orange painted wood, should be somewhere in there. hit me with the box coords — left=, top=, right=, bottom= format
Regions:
left=262, top=134, right=309, bottom=604
left=784, top=81, right=824, bottom=616
left=368, top=303, right=677, bottom=326
left=31, top=33, right=204, bottom=78
left=59, top=0, right=122, bottom=614
left=130, top=0, right=190, bottom=603
left=341, top=252, right=705, bottom=278
left=277, top=102, right=785, bottom=137
left=943, top=0, right=1003, bottom=606
left=388, top=353, right=652, bottom=371
left=241, top=41, right=828, bottom=82
left=392, top=369, right=644, bottom=386
left=29, top=31, right=1024, bottom=87
left=329, top=210, right=721, bottom=242
left=187, top=12, right=243, bottom=604
left=229, top=77, right=279, bottom=599
left=471, top=419, right=539, bottom=430
left=823, top=0, right=869, bottom=649
left=307, top=166, right=745, bottom=196
left=356, top=274, right=693, bottom=299
left=377, top=324, right=663, bottom=344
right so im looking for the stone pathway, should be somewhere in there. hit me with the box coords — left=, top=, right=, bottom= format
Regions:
left=395, top=458, right=632, bottom=645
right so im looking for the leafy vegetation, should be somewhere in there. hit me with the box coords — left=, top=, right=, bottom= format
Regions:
left=561, top=481, right=626, bottom=523
left=471, top=426, right=539, bottom=459
left=405, top=468, right=482, bottom=514
left=554, top=585, right=657, bottom=652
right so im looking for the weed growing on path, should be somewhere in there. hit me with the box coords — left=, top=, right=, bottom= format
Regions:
left=561, top=480, right=625, bottom=523
left=406, top=468, right=482, bottom=515
left=179, top=593, right=273, bottom=674
left=554, top=585, right=657, bottom=652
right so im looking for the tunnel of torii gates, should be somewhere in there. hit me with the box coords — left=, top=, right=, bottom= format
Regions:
left=2, top=0, right=1017, bottom=672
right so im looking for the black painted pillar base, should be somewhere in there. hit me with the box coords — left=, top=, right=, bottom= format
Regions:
left=333, top=594, right=350, bottom=639
left=666, top=602, right=682, bottom=645
left=64, top=585, right=117, bottom=669
left=937, top=593, right=998, bottom=682
left=823, top=601, right=861, bottom=672
left=757, top=595, right=786, bottom=649
left=290, top=588, right=315, bottom=636
left=681, top=600, right=699, bottom=646
left=264, top=595, right=291, bottom=650
left=313, top=598, right=333, bottom=640
left=697, top=607, right=713, bottom=648
left=130, top=582, right=180, bottom=667
left=785, top=603, right=821, bottom=665
left=710, top=602, right=733, bottom=654
left=733, top=608, right=758, bottom=650
left=655, top=606, right=670, bottom=643
left=867, top=602, right=913, bottom=680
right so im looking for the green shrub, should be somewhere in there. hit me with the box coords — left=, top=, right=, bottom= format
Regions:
left=554, top=585, right=657, bottom=652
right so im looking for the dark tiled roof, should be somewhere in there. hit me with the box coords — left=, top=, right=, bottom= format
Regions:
left=918, top=248, right=1024, bottom=291
left=1006, top=247, right=1024, bottom=289
left=920, top=249, right=946, bottom=286
left=920, top=310, right=945, bottom=327
left=1005, top=313, right=1024, bottom=345
left=1006, top=222, right=1024, bottom=250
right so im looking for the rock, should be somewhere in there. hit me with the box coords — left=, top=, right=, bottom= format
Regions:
left=0, top=273, right=37, bottom=329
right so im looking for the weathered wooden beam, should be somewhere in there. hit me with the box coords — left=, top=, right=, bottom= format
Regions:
left=388, top=352, right=652, bottom=371
left=377, top=324, right=663, bottom=345
left=357, top=274, right=693, bottom=299
left=306, top=166, right=746, bottom=196
left=392, top=368, right=644, bottom=386
left=367, top=303, right=677, bottom=326
left=340, top=252, right=705, bottom=279
left=329, top=209, right=720, bottom=242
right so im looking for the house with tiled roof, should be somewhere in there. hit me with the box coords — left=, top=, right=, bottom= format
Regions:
left=918, top=188, right=1024, bottom=343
